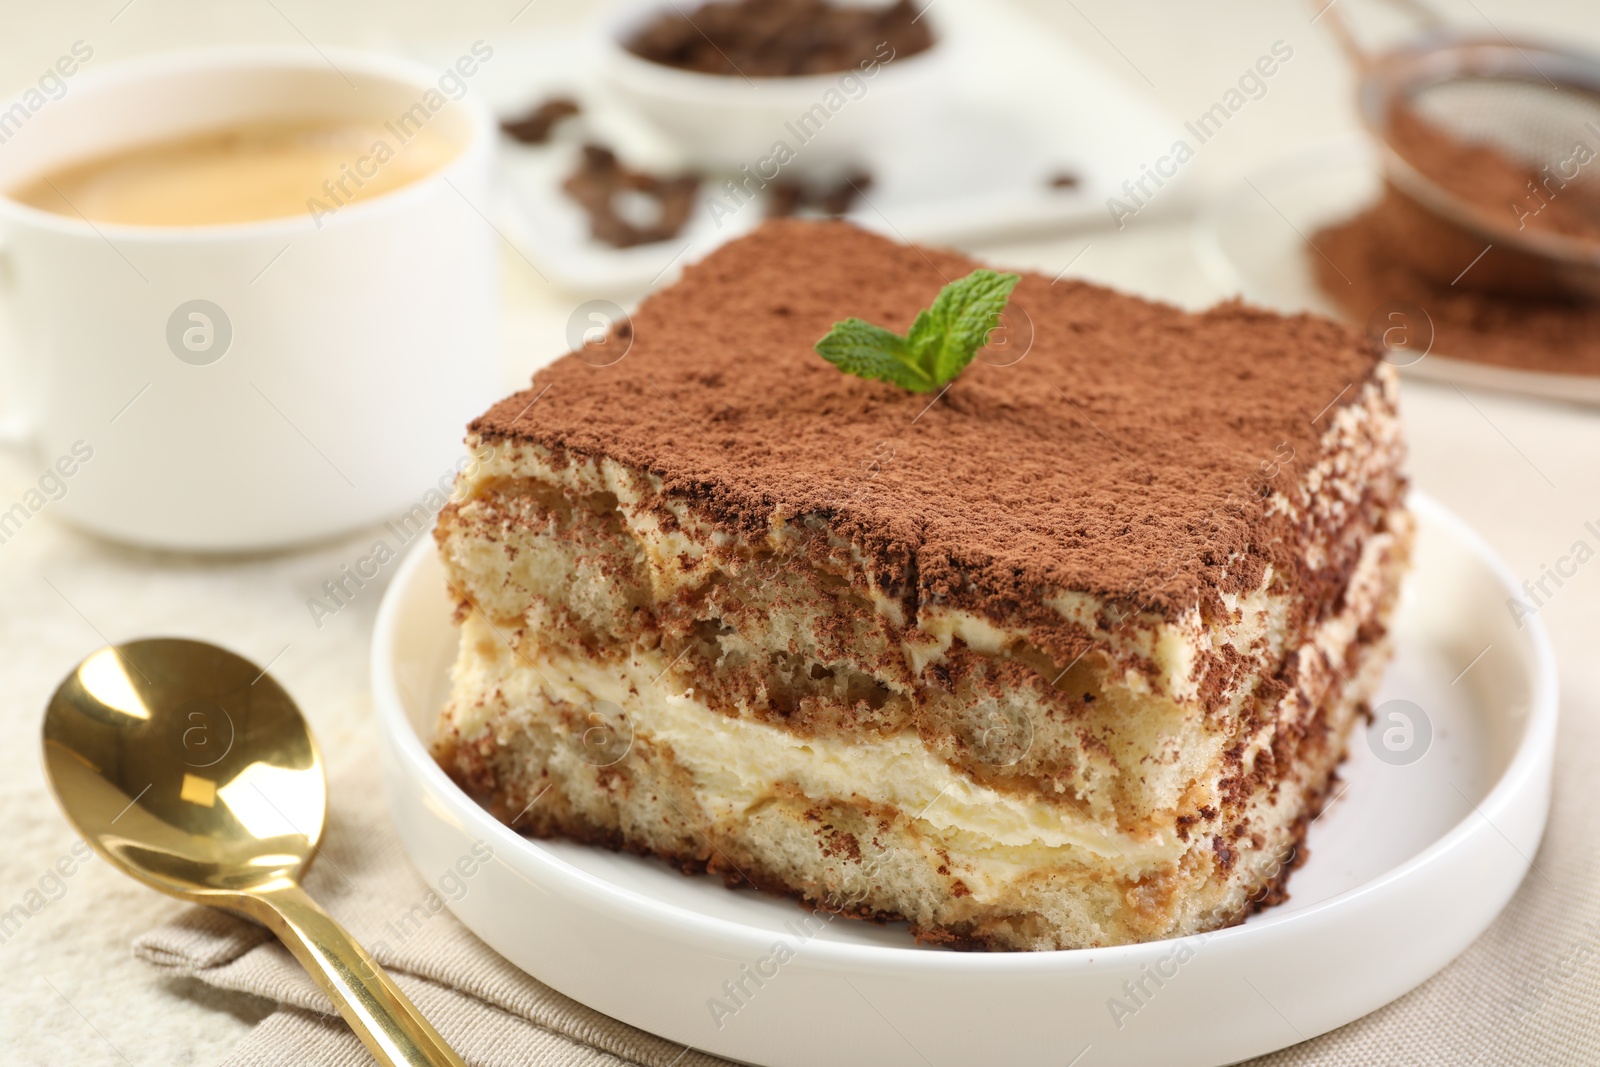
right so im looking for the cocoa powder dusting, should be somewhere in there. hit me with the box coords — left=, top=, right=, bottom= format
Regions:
left=475, top=220, right=1381, bottom=622
left=1313, top=188, right=1600, bottom=374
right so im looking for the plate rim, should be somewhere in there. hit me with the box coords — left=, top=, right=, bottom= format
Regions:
left=370, top=490, right=1558, bottom=975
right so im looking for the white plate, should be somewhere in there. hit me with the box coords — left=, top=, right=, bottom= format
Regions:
left=371, top=493, right=1556, bottom=1067
left=1195, top=136, right=1600, bottom=408
left=434, top=0, right=1183, bottom=295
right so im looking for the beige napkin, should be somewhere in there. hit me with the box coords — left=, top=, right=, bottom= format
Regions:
left=135, top=748, right=1595, bottom=1066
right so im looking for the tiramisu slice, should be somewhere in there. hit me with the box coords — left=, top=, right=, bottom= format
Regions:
left=433, top=220, right=1410, bottom=950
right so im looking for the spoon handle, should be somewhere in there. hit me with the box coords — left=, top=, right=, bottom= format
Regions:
left=238, top=884, right=468, bottom=1067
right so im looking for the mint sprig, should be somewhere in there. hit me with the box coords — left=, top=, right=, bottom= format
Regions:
left=813, top=268, right=1022, bottom=393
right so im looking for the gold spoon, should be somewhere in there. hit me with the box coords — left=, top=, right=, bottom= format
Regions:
left=41, top=638, right=466, bottom=1067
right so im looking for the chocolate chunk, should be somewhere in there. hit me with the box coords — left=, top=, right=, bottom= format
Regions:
left=765, top=171, right=871, bottom=218
left=562, top=143, right=700, bottom=247
left=502, top=96, right=581, bottom=145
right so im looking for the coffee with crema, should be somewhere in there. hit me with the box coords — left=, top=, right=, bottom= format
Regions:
left=9, top=119, right=460, bottom=226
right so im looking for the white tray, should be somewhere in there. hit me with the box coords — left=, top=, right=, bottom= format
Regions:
left=372, top=492, right=1556, bottom=1067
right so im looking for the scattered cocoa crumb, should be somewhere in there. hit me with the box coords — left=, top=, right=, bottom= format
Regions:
left=1048, top=171, right=1080, bottom=190
left=562, top=144, right=700, bottom=248
left=766, top=171, right=872, bottom=218
left=625, top=0, right=934, bottom=77
left=501, top=96, right=581, bottom=145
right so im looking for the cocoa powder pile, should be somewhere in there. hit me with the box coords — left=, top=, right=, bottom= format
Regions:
left=1312, top=105, right=1600, bottom=375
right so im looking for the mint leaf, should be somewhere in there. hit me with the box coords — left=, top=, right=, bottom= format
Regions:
left=813, top=269, right=1021, bottom=394
left=813, top=318, right=932, bottom=392
left=907, top=269, right=1022, bottom=384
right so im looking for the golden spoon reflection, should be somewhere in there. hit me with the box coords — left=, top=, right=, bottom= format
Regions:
left=42, top=638, right=465, bottom=1067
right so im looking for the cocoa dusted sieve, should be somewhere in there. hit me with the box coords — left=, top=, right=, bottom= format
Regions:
left=1322, top=0, right=1600, bottom=301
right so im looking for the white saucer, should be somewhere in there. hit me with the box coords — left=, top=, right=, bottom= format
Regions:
left=371, top=493, right=1556, bottom=1067
left=1195, top=136, right=1600, bottom=408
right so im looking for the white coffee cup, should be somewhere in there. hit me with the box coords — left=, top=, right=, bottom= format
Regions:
left=0, top=46, right=500, bottom=551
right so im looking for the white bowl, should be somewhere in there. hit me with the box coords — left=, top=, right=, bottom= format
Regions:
left=596, top=0, right=954, bottom=176
left=372, top=492, right=1556, bottom=1067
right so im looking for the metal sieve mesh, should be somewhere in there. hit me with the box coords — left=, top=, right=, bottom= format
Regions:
left=1408, top=76, right=1600, bottom=197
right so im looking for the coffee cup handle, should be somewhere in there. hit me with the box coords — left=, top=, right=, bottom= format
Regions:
left=0, top=238, right=32, bottom=447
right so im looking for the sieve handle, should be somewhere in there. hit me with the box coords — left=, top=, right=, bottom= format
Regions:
left=1314, top=0, right=1446, bottom=72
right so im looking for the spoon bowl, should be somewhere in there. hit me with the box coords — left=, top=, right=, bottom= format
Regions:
left=44, top=639, right=321, bottom=898
left=42, top=638, right=463, bottom=1067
